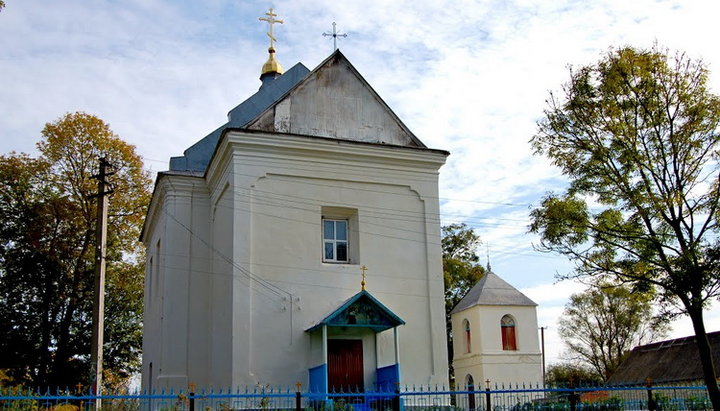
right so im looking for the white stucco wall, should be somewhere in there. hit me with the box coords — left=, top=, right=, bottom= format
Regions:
left=142, top=131, right=449, bottom=391
left=141, top=176, right=212, bottom=391
left=452, top=304, right=542, bottom=387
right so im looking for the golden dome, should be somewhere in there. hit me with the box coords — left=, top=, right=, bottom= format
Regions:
left=261, top=47, right=284, bottom=76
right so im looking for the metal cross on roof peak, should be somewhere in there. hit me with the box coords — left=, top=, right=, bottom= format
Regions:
left=360, top=265, right=368, bottom=291
left=323, top=22, right=347, bottom=51
left=259, top=8, right=284, bottom=50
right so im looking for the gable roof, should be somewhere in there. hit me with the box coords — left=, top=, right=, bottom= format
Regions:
left=306, top=290, right=405, bottom=333
left=607, top=331, right=720, bottom=384
left=246, top=50, right=426, bottom=148
left=450, top=271, right=537, bottom=315
left=168, top=50, right=430, bottom=173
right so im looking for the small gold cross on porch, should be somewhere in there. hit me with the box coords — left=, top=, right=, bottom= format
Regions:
left=360, top=265, right=368, bottom=291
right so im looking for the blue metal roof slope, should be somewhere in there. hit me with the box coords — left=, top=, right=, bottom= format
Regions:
left=169, top=62, right=311, bottom=172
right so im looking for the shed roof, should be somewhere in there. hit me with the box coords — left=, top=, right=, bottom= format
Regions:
left=607, top=331, right=720, bottom=384
left=450, top=271, right=536, bottom=315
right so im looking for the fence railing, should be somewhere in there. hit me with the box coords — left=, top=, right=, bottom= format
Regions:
left=0, top=383, right=714, bottom=411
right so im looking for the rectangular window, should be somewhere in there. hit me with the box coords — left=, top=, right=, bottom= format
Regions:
left=323, top=219, right=348, bottom=262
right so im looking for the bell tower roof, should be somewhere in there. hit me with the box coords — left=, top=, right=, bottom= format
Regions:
left=450, top=271, right=537, bottom=314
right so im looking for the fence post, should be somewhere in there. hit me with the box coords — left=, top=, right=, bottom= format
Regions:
left=485, top=379, right=491, bottom=411
left=568, top=379, right=577, bottom=411
left=468, top=383, right=475, bottom=411
left=296, top=382, right=302, bottom=411
left=75, top=383, right=85, bottom=411
left=392, top=382, right=400, bottom=411
left=646, top=378, right=656, bottom=411
left=189, top=384, right=195, bottom=411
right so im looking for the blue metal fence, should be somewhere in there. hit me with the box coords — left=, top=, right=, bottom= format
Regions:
left=0, top=384, right=714, bottom=410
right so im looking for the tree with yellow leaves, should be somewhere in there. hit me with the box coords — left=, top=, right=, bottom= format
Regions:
left=0, top=112, right=151, bottom=389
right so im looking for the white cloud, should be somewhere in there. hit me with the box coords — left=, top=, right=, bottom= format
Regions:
left=521, top=280, right=586, bottom=305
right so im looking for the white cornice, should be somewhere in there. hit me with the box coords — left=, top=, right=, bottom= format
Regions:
left=205, top=130, right=448, bottom=186
left=141, top=173, right=208, bottom=243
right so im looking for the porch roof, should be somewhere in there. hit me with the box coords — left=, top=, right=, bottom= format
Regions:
left=305, top=290, right=405, bottom=333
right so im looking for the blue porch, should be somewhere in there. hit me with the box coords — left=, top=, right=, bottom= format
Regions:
left=306, top=290, right=404, bottom=396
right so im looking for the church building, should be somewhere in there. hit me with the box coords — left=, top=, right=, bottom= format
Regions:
left=450, top=271, right=542, bottom=387
left=141, top=11, right=449, bottom=392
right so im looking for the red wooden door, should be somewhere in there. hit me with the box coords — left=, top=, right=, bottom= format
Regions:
left=328, top=339, right=364, bottom=393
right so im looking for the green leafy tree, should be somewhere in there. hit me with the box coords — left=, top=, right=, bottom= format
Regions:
left=442, top=223, right=485, bottom=313
left=529, top=45, right=720, bottom=405
left=559, top=281, right=667, bottom=381
left=545, top=362, right=601, bottom=388
left=442, top=223, right=485, bottom=385
left=0, top=112, right=151, bottom=388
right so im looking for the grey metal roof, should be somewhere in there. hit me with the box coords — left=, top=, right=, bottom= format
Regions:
left=169, top=62, right=311, bottom=172
left=450, top=271, right=537, bottom=314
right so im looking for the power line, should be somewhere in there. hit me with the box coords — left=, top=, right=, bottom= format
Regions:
left=160, top=200, right=291, bottom=303
left=143, top=250, right=446, bottom=284
left=151, top=192, right=558, bottom=294
left=138, top=153, right=537, bottom=209
left=190, top=178, right=534, bottom=233
left=151, top=206, right=454, bottom=308
left=150, top=207, right=560, bottom=301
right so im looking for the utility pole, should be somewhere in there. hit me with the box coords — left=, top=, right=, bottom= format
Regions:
left=90, top=157, right=114, bottom=409
left=540, top=326, right=547, bottom=387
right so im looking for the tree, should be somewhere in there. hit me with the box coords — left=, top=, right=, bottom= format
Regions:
left=529, top=45, right=720, bottom=406
left=545, top=362, right=601, bottom=388
left=442, top=223, right=485, bottom=313
left=0, top=112, right=151, bottom=388
left=559, top=281, right=667, bottom=381
left=442, top=223, right=485, bottom=385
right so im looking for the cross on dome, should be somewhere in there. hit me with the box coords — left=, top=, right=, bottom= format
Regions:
left=259, top=8, right=284, bottom=50
left=258, top=8, right=284, bottom=79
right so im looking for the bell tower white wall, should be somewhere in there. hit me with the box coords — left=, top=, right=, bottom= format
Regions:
left=452, top=303, right=542, bottom=386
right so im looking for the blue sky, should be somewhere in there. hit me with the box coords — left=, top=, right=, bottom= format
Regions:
left=2, top=0, right=720, bottom=367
